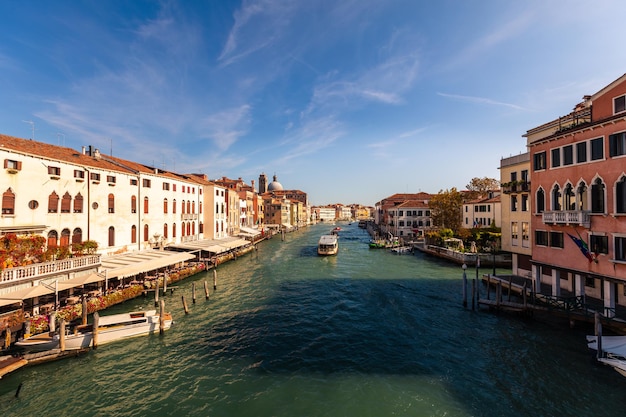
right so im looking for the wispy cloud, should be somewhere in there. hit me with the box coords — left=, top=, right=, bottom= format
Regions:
left=197, top=105, right=252, bottom=151
left=437, top=92, right=525, bottom=110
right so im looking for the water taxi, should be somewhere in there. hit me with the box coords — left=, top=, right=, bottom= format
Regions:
left=318, top=235, right=339, bottom=256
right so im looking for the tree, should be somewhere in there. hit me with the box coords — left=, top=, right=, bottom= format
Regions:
left=466, top=177, right=500, bottom=200
left=429, top=188, right=463, bottom=234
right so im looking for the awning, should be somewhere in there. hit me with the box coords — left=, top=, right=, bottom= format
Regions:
left=0, top=285, right=55, bottom=307
left=56, top=273, right=106, bottom=291
left=168, top=237, right=250, bottom=254
left=239, top=227, right=261, bottom=237
left=101, top=250, right=196, bottom=279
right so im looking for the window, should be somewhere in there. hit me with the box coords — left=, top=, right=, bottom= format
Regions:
left=108, top=226, right=115, bottom=247
left=511, top=195, right=518, bottom=211
left=216, top=190, right=219, bottom=196
left=164, top=223, right=168, bottom=239
left=522, top=222, right=529, bottom=242
left=131, top=196, right=137, bottom=213
left=90, top=172, right=100, bottom=182
left=74, top=170, right=85, bottom=180
left=551, top=148, right=561, bottom=168
left=108, top=193, right=115, bottom=213
left=564, top=184, right=575, bottom=211
left=511, top=222, right=518, bottom=240
left=107, top=175, right=116, bottom=184
left=615, top=236, right=626, bottom=261
left=130, top=179, right=138, bottom=186
left=616, top=176, right=626, bottom=213
left=48, top=191, right=59, bottom=213
left=173, top=184, right=177, bottom=192
left=521, top=194, right=529, bottom=212
left=550, top=231, right=564, bottom=248
left=163, top=198, right=168, bottom=214
left=591, top=178, right=605, bottom=213
left=163, top=182, right=170, bottom=191
left=48, top=166, right=61, bottom=176
left=144, top=197, right=149, bottom=214
left=552, top=185, right=562, bottom=211
left=47, top=230, right=58, bottom=247
left=615, top=95, right=626, bottom=114
left=61, top=192, right=72, bottom=213
left=182, top=200, right=186, bottom=214
left=2, top=188, right=15, bottom=215
left=74, top=193, right=83, bottom=213
left=60, top=229, right=70, bottom=247
left=4, top=159, right=21, bottom=171
left=577, top=182, right=588, bottom=211
left=173, top=223, right=177, bottom=238
left=534, top=151, right=546, bottom=170
left=609, top=132, right=626, bottom=157
left=536, top=230, right=549, bottom=246
left=131, top=225, right=137, bottom=243
left=72, top=228, right=82, bottom=244
left=172, top=199, right=177, bottom=214
left=576, top=142, right=587, bottom=163
left=144, top=224, right=149, bottom=242
left=591, top=138, right=604, bottom=160
left=521, top=170, right=529, bottom=182
left=28, top=200, right=38, bottom=209
left=563, top=145, right=573, bottom=165
left=143, top=179, right=151, bottom=188
left=590, top=235, right=608, bottom=255
left=536, top=188, right=545, bottom=213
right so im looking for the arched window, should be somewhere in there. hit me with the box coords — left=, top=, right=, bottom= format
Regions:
left=143, top=224, right=149, bottom=242
left=192, top=201, right=195, bottom=214
left=577, top=181, right=587, bottom=211
left=48, top=191, right=59, bottom=213
left=60, top=228, right=71, bottom=246
left=199, top=222, right=204, bottom=233
left=192, top=222, right=195, bottom=235
left=616, top=175, right=626, bottom=214
left=536, top=187, right=545, bottom=213
left=163, top=223, right=168, bottom=238
left=564, top=183, right=575, bottom=211
left=108, top=226, right=115, bottom=247
left=187, top=201, right=191, bottom=213
left=2, top=188, right=15, bottom=215
left=172, top=199, right=177, bottom=214
left=181, top=221, right=186, bottom=236
left=187, top=222, right=191, bottom=236
left=143, top=196, right=149, bottom=214
left=216, top=203, right=219, bottom=214
left=72, top=228, right=82, bottom=244
left=591, top=178, right=605, bottom=213
left=74, top=193, right=83, bottom=213
left=552, top=184, right=562, bottom=211
left=131, top=225, right=137, bottom=243
left=131, top=195, right=137, bottom=213
left=108, top=193, right=115, bottom=213
left=182, top=200, right=186, bottom=214
left=172, top=223, right=177, bottom=238
left=199, top=202, right=203, bottom=214
left=61, top=192, right=72, bottom=213
left=47, top=230, right=58, bottom=247
left=163, top=198, right=168, bottom=214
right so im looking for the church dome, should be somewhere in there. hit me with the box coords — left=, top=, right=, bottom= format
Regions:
left=268, top=174, right=283, bottom=191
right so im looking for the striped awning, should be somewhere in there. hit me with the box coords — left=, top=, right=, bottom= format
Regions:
left=100, top=250, right=196, bottom=279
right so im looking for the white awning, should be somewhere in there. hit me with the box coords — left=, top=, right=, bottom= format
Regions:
left=101, top=250, right=196, bottom=279
left=56, top=273, right=106, bottom=291
left=239, top=227, right=261, bottom=237
left=168, top=237, right=250, bottom=254
left=0, top=285, right=55, bottom=307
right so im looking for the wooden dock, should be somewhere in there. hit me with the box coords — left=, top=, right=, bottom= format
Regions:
left=0, top=348, right=91, bottom=379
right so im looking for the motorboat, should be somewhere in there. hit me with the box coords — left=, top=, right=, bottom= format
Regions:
left=16, top=310, right=173, bottom=352
left=586, top=335, right=626, bottom=377
left=318, top=235, right=339, bottom=256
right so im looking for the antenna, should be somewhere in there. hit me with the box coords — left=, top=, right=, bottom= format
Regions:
left=57, top=132, right=65, bottom=146
left=22, top=120, right=35, bottom=140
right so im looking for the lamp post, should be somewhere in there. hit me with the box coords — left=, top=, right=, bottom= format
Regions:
left=462, top=263, right=468, bottom=308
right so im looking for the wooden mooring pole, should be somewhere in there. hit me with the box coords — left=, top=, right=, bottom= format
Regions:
left=82, top=296, right=88, bottom=325
left=595, top=312, right=603, bottom=359
left=154, top=282, right=159, bottom=306
left=159, top=300, right=166, bottom=334
left=182, top=295, right=189, bottom=315
left=204, top=280, right=210, bottom=300
left=192, top=282, right=197, bottom=304
left=213, top=269, right=217, bottom=290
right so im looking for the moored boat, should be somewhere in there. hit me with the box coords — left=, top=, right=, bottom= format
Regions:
left=15, top=310, right=173, bottom=352
left=318, top=235, right=339, bottom=256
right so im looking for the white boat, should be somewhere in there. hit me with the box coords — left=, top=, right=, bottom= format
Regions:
left=14, top=331, right=59, bottom=352
left=318, top=235, right=338, bottom=256
left=586, top=335, right=626, bottom=376
left=16, top=310, right=172, bottom=352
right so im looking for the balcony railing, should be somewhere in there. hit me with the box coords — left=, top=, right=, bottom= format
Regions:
left=0, top=255, right=101, bottom=286
left=542, top=210, right=590, bottom=228
left=181, top=213, right=198, bottom=221
left=502, top=181, right=530, bottom=194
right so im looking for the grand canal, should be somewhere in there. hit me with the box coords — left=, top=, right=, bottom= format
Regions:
left=1, top=222, right=624, bottom=416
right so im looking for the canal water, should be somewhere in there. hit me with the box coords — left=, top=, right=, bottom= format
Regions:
left=1, top=223, right=624, bottom=416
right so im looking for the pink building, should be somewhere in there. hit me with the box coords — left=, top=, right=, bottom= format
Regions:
left=526, top=73, right=626, bottom=314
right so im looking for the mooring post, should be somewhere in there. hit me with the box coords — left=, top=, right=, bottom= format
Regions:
left=163, top=274, right=168, bottom=295
left=595, top=312, right=603, bottom=359
left=462, top=263, right=468, bottom=308
left=82, top=296, right=88, bottom=325
left=92, top=312, right=100, bottom=349
left=154, top=282, right=159, bottom=306
left=59, top=320, right=66, bottom=352
left=508, top=277, right=513, bottom=302
left=213, top=269, right=217, bottom=290
left=159, top=299, right=165, bottom=334
left=182, top=295, right=189, bottom=315
left=192, top=282, right=196, bottom=304
left=204, top=280, right=210, bottom=300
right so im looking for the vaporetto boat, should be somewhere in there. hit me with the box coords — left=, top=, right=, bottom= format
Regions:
left=317, top=234, right=339, bottom=256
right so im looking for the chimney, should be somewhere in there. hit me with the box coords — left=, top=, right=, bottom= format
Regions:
left=93, top=148, right=101, bottom=159
left=82, top=146, right=86, bottom=155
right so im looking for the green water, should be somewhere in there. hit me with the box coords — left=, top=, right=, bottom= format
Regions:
left=1, top=223, right=623, bottom=416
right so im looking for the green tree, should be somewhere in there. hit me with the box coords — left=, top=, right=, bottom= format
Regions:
left=429, top=188, right=463, bottom=234
left=465, top=177, right=500, bottom=200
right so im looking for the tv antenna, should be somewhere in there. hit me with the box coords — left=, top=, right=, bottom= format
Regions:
left=22, top=120, right=35, bottom=140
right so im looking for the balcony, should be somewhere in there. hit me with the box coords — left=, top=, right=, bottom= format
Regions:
left=502, top=181, right=530, bottom=194
left=542, top=210, right=590, bottom=228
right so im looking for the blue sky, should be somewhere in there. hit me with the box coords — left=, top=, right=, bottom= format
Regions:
left=2, top=1, right=626, bottom=206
